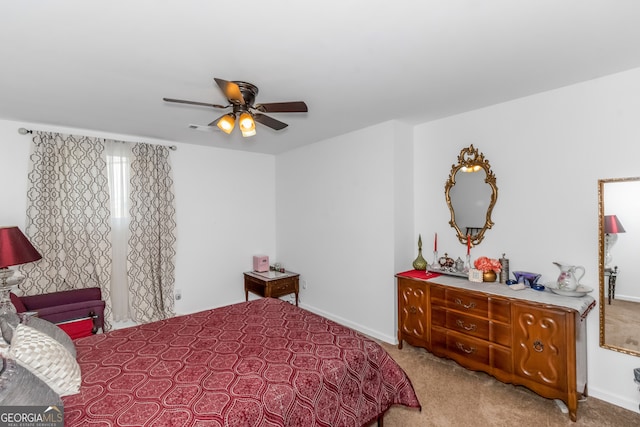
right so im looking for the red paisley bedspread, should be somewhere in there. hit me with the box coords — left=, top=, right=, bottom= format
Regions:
left=62, top=298, right=420, bottom=426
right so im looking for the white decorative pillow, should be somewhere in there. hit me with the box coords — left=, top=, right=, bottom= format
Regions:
left=8, top=324, right=81, bottom=396
left=0, top=313, right=77, bottom=358
left=21, top=315, right=77, bottom=358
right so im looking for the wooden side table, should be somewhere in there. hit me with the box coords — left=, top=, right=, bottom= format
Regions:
left=244, top=271, right=300, bottom=306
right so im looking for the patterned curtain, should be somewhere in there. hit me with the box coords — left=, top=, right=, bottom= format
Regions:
left=127, top=143, right=177, bottom=323
left=22, top=132, right=113, bottom=329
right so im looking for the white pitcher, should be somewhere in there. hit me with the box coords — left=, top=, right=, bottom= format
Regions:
left=553, top=262, right=585, bottom=291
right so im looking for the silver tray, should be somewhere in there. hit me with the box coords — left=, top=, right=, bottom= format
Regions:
left=428, top=268, right=469, bottom=279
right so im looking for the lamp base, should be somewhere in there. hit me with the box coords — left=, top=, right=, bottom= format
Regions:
left=0, top=285, right=17, bottom=315
left=0, top=268, right=25, bottom=316
left=605, top=233, right=618, bottom=267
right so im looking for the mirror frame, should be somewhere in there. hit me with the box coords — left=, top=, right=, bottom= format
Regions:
left=598, top=176, right=640, bottom=357
left=444, top=144, right=498, bottom=246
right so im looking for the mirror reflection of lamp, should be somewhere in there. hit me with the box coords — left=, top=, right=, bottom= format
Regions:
left=461, top=164, right=481, bottom=173
left=0, top=226, right=42, bottom=315
left=604, top=215, right=625, bottom=266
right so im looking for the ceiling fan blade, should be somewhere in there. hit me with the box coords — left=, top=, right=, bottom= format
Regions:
left=163, top=98, right=227, bottom=109
left=254, top=113, right=288, bottom=131
left=214, top=78, right=245, bottom=105
left=255, top=101, right=308, bottom=113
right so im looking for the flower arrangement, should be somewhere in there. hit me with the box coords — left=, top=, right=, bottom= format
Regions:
left=474, top=256, right=502, bottom=273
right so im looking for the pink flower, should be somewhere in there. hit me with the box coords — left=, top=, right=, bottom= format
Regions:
left=473, top=256, right=502, bottom=273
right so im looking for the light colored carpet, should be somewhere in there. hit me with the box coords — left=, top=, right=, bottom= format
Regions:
left=604, top=299, right=640, bottom=353
left=370, top=341, right=640, bottom=427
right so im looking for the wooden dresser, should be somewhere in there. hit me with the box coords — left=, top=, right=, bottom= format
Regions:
left=396, top=271, right=595, bottom=422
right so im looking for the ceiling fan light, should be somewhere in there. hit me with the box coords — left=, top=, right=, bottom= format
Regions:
left=239, top=112, right=256, bottom=137
left=217, top=114, right=235, bottom=134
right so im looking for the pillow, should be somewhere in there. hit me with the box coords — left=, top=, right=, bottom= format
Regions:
left=7, top=324, right=81, bottom=396
left=0, top=313, right=75, bottom=358
left=21, top=315, right=76, bottom=358
left=0, top=356, right=62, bottom=406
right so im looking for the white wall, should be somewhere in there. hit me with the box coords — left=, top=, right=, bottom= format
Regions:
left=171, top=142, right=276, bottom=312
left=0, top=118, right=276, bottom=316
left=414, top=66, right=640, bottom=413
left=275, top=121, right=414, bottom=342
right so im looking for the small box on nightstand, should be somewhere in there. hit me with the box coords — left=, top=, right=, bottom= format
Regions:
left=253, top=255, right=269, bottom=272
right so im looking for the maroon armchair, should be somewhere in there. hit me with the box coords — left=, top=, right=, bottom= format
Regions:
left=10, top=288, right=105, bottom=333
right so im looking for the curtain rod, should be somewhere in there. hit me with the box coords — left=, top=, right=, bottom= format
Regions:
left=17, top=127, right=178, bottom=151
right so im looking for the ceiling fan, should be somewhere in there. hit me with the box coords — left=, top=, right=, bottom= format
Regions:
left=163, top=78, right=308, bottom=137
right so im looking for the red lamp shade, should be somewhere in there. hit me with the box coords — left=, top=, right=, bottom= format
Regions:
left=604, top=215, right=626, bottom=234
left=0, top=226, right=42, bottom=268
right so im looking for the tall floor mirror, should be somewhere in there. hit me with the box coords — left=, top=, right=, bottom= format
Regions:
left=599, top=177, right=640, bottom=357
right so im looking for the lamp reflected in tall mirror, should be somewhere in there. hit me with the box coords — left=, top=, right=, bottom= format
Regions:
left=598, top=177, right=640, bottom=357
left=604, top=214, right=625, bottom=266
left=445, top=145, right=498, bottom=246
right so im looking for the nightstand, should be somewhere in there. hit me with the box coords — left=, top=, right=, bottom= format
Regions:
left=244, top=270, right=300, bottom=306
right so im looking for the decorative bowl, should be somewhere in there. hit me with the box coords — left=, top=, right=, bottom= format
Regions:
left=512, top=271, right=541, bottom=287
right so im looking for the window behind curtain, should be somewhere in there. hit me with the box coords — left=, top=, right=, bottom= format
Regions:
left=106, top=141, right=132, bottom=321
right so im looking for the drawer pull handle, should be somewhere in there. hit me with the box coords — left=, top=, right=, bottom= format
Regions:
left=454, top=298, right=476, bottom=310
left=456, top=342, right=476, bottom=354
left=456, top=319, right=477, bottom=331
left=533, top=340, right=544, bottom=352
left=409, top=306, right=417, bottom=314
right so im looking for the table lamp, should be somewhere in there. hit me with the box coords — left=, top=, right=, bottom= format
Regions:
left=604, top=215, right=625, bottom=266
left=0, top=226, right=42, bottom=315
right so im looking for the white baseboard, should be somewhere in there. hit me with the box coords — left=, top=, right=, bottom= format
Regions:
left=614, top=294, right=640, bottom=303
left=299, top=302, right=397, bottom=344
left=110, top=319, right=138, bottom=330
left=588, top=386, right=640, bottom=414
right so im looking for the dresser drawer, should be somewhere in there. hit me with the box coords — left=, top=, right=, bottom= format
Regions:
left=446, top=289, right=488, bottom=317
left=446, top=330, right=490, bottom=366
left=489, top=297, right=511, bottom=323
left=446, top=311, right=489, bottom=340
left=431, top=328, right=512, bottom=375
left=267, top=278, right=297, bottom=297
left=490, top=322, right=511, bottom=347
left=431, top=305, right=446, bottom=327
left=431, top=284, right=446, bottom=307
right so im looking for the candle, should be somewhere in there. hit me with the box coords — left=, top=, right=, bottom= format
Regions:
left=467, top=235, right=471, bottom=255
left=434, top=233, right=437, bottom=252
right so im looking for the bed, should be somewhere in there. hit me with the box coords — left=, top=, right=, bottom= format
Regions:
left=62, top=298, right=421, bottom=426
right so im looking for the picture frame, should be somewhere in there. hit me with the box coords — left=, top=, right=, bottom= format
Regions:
left=469, top=268, right=483, bottom=283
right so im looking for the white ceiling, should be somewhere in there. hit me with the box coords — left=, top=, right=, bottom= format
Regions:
left=2, top=1, right=640, bottom=154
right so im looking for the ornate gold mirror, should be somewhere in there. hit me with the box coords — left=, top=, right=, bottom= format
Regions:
left=445, top=145, right=498, bottom=246
left=598, top=177, right=640, bottom=357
